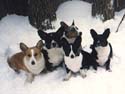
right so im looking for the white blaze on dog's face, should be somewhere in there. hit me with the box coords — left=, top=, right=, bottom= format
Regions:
left=61, top=33, right=83, bottom=72
left=20, top=40, right=45, bottom=74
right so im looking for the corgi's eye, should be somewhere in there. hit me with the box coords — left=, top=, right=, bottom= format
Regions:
left=28, top=54, right=31, bottom=57
left=34, top=53, right=38, bottom=57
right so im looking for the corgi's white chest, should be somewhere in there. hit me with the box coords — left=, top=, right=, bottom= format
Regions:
left=24, top=54, right=45, bottom=75
left=95, top=44, right=110, bottom=66
left=47, top=48, right=64, bottom=66
left=64, top=53, right=83, bottom=73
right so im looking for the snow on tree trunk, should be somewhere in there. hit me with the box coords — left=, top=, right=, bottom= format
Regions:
left=92, top=0, right=114, bottom=21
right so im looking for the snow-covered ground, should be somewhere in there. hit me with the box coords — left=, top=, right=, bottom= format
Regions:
left=0, top=1, right=125, bottom=94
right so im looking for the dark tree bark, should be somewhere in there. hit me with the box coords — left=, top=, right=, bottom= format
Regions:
left=92, top=0, right=114, bottom=21
left=0, top=0, right=28, bottom=20
left=28, top=0, right=66, bottom=30
left=5, top=0, right=28, bottom=16
left=0, top=0, right=7, bottom=20
left=114, top=0, right=125, bottom=11
left=6, top=0, right=28, bottom=16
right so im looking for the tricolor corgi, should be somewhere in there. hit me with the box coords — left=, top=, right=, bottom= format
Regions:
left=61, top=20, right=80, bottom=44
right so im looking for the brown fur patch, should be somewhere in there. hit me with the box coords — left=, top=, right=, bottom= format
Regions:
left=8, top=52, right=29, bottom=72
left=66, top=31, right=78, bottom=38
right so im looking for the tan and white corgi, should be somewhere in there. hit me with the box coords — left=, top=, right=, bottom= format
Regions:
left=7, top=40, right=45, bottom=83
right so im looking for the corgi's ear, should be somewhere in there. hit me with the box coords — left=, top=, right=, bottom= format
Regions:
left=72, top=20, right=75, bottom=26
left=90, top=29, right=98, bottom=39
left=79, top=32, right=82, bottom=36
left=36, top=40, right=43, bottom=49
left=37, top=29, right=48, bottom=40
left=73, top=35, right=82, bottom=48
left=60, top=21, right=69, bottom=28
left=20, top=43, right=28, bottom=52
left=103, top=28, right=110, bottom=39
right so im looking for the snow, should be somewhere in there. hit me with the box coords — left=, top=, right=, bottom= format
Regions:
left=0, top=1, right=125, bottom=94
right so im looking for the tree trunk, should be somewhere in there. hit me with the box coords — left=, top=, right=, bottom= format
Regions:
left=114, top=0, right=125, bottom=11
left=28, top=0, right=66, bottom=30
left=92, top=0, right=114, bottom=21
left=5, top=0, right=28, bottom=16
left=0, top=0, right=7, bottom=20
left=0, top=0, right=28, bottom=20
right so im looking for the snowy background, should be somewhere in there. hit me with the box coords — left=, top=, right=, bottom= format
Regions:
left=0, top=1, right=125, bottom=94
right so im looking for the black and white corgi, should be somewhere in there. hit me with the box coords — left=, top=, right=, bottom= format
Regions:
left=61, top=32, right=97, bottom=80
left=90, top=28, right=113, bottom=71
left=37, top=29, right=64, bottom=71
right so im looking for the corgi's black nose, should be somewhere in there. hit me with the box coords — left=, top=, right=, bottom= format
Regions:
left=71, top=55, right=74, bottom=59
left=31, top=61, right=35, bottom=65
left=52, top=43, right=56, bottom=47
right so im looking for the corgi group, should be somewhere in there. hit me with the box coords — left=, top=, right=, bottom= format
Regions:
left=7, top=21, right=113, bottom=83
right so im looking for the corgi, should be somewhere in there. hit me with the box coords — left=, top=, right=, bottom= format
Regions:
left=37, top=29, right=64, bottom=71
left=7, top=40, right=45, bottom=83
left=90, top=28, right=113, bottom=71
left=61, top=32, right=97, bottom=81
left=37, top=21, right=81, bottom=72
